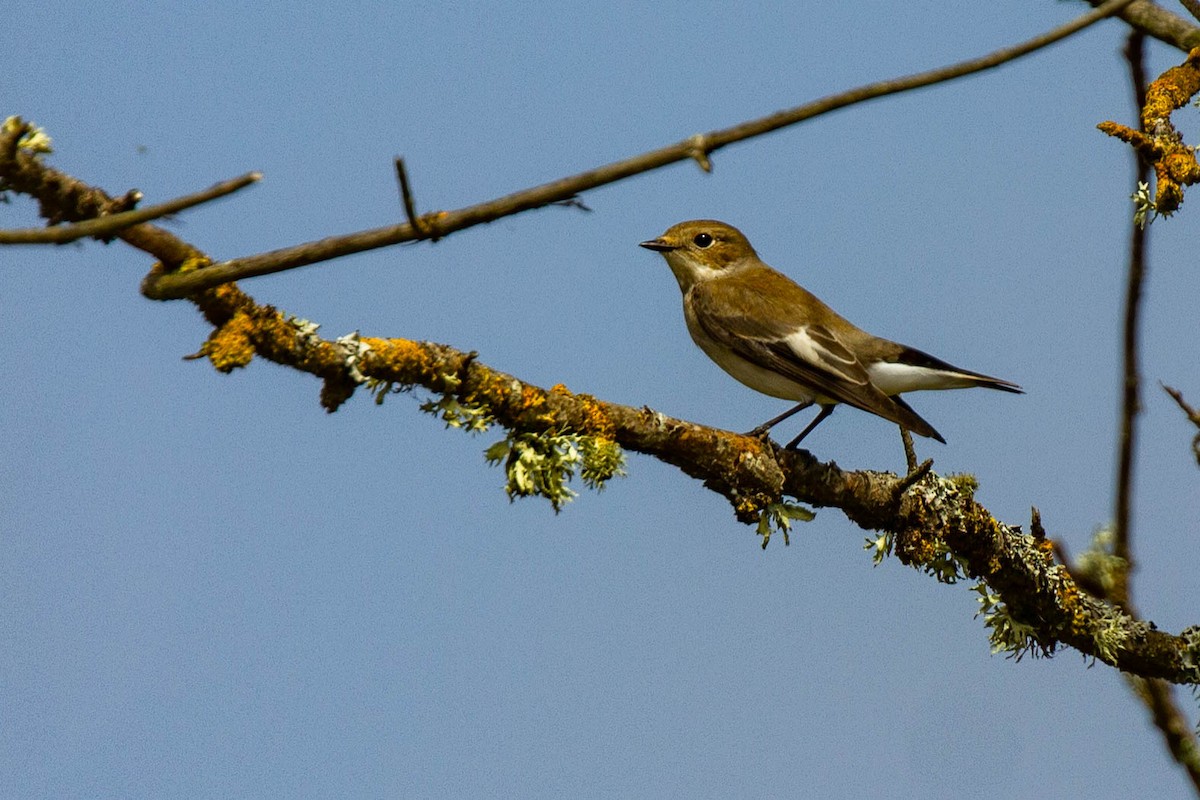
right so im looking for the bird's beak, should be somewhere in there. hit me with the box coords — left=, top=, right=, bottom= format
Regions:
left=639, top=237, right=676, bottom=252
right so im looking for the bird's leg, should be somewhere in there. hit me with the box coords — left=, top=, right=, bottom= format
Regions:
left=785, top=405, right=835, bottom=450
left=900, top=427, right=918, bottom=473
left=745, top=401, right=813, bottom=439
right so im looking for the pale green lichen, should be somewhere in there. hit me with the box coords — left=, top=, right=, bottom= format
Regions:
left=289, top=315, right=322, bottom=344
left=1132, top=180, right=1159, bottom=229
left=577, top=435, right=625, bottom=490
left=334, top=331, right=371, bottom=384
left=420, top=392, right=492, bottom=433
left=3, top=116, right=53, bottom=154
left=485, top=431, right=626, bottom=512
left=1181, top=626, right=1200, bottom=685
left=756, top=501, right=815, bottom=549
left=888, top=474, right=971, bottom=583
left=973, top=582, right=1040, bottom=659
left=1074, top=526, right=1129, bottom=598
left=864, top=532, right=892, bottom=565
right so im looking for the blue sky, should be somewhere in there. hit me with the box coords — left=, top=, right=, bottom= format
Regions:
left=4, top=2, right=1199, bottom=797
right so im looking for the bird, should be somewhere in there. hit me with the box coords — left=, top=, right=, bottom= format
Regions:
left=639, top=219, right=1022, bottom=449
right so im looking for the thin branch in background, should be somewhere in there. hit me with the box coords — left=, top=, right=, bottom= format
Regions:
left=1111, top=30, right=1200, bottom=796
left=138, top=0, right=1138, bottom=299
left=1091, top=0, right=1200, bottom=50
left=1114, top=30, right=1148, bottom=590
left=0, top=172, right=260, bottom=245
left=1180, top=0, right=1200, bottom=24
left=1162, top=383, right=1200, bottom=465
left=1129, top=676, right=1200, bottom=794
left=393, top=157, right=436, bottom=240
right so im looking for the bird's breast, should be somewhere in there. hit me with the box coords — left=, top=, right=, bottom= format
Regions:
left=682, top=302, right=818, bottom=403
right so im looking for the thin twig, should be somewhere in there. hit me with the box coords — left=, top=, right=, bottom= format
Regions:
left=393, top=157, right=429, bottom=237
left=1163, top=383, right=1200, bottom=466
left=1110, top=30, right=1200, bottom=796
left=892, top=458, right=933, bottom=500
left=1177, top=0, right=1200, bottom=25
left=1030, top=507, right=1047, bottom=540
left=1114, top=30, right=1147, bottom=592
left=1163, top=383, right=1200, bottom=426
left=1129, top=676, right=1200, bottom=794
left=0, top=172, right=260, bottom=244
left=1089, top=0, right=1200, bottom=50
left=139, top=0, right=1138, bottom=299
left=900, top=428, right=919, bottom=474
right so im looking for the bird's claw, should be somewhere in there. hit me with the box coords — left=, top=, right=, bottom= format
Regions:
left=743, top=425, right=774, bottom=441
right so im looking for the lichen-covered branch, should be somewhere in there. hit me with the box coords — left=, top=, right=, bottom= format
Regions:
left=4, top=58, right=1200, bottom=683
left=212, top=310, right=1200, bottom=684
left=1099, top=47, right=1200, bottom=215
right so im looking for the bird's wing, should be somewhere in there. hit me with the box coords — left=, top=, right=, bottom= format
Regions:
left=690, top=281, right=944, bottom=440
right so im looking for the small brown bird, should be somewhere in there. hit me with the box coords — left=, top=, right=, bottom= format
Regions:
left=639, top=220, right=1022, bottom=448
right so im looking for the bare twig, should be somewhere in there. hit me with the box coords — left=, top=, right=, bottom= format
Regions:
left=892, top=458, right=933, bottom=500
left=394, top=157, right=435, bottom=239
left=1129, top=677, right=1200, bottom=794
left=1108, top=32, right=1200, bottom=796
left=1030, top=507, right=1047, bottom=540
left=139, top=0, right=1138, bottom=299
left=1087, top=0, right=1200, bottom=50
left=0, top=172, right=260, bottom=245
left=900, top=428, right=919, bottom=474
left=1163, top=383, right=1200, bottom=465
left=1113, top=30, right=1148, bottom=598
left=1163, top=383, right=1200, bottom=426
left=1182, top=0, right=1200, bottom=25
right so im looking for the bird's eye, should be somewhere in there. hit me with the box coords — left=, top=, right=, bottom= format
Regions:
left=693, top=233, right=714, bottom=248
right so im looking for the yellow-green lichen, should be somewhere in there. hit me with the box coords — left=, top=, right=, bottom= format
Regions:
left=756, top=501, right=815, bottom=549
left=484, top=430, right=626, bottom=512
left=205, top=312, right=256, bottom=372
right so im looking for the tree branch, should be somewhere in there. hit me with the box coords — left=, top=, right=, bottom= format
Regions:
left=0, top=119, right=206, bottom=267
left=1163, top=383, right=1200, bottom=464
left=136, top=0, right=1138, bottom=299
left=1114, top=30, right=1148, bottom=606
left=3, top=0, right=1198, bottom=685
left=204, top=300, right=1200, bottom=684
left=0, top=172, right=260, bottom=244
left=1099, top=45, right=1200, bottom=215
left=1086, top=0, right=1200, bottom=50
left=1182, top=0, right=1200, bottom=26
left=1104, top=32, right=1200, bottom=794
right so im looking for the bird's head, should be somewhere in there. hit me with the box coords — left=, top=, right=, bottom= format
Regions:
left=640, top=219, right=758, bottom=292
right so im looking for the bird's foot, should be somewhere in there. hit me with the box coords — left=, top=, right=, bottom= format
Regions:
left=744, top=424, right=774, bottom=440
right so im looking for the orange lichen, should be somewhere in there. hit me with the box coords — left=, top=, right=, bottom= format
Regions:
left=1142, top=47, right=1200, bottom=125
left=896, top=531, right=943, bottom=566
left=1056, top=581, right=1089, bottom=637
left=733, top=493, right=764, bottom=518
left=361, top=336, right=436, bottom=381
left=1100, top=46, right=1200, bottom=214
left=521, top=384, right=548, bottom=411
left=575, top=393, right=615, bottom=438
left=206, top=311, right=256, bottom=372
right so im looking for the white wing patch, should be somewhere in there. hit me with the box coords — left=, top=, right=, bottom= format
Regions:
left=783, top=326, right=863, bottom=385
